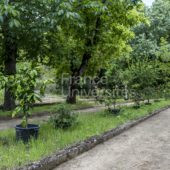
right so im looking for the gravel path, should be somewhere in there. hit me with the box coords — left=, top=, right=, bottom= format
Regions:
left=55, top=108, right=170, bottom=170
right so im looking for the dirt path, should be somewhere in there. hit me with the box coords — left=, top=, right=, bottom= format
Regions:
left=0, top=102, right=134, bottom=131
left=55, top=108, right=170, bottom=170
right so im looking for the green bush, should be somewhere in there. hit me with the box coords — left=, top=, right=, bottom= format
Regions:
left=106, top=108, right=121, bottom=115
left=50, top=104, right=77, bottom=129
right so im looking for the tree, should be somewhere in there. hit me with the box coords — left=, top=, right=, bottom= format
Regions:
left=150, top=0, right=170, bottom=43
left=47, top=0, right=146, bottom=103
left=0, top=0, right=77, bottom=110
left=0, top=0, right=20, bottom=110
left=126, top=60, right=158, bottom=106
left=131, top=0, right=170, bottom=92
left=99, top=61, right=125, bottom=113
left=156, top=38, right=170, bottom=97
left=131, top=33, right=158, bottom=61
left=12, top=64, right=50, bottom=128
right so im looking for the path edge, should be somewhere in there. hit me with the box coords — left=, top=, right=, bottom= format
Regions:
left=16, top=105, right=170, bottom=170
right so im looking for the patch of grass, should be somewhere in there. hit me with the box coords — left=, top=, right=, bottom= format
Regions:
left=0, top=100, right=169, bottom=169
left=31, top=101, right=96, bottom=115
left=0, top=101, right=95, bottom=118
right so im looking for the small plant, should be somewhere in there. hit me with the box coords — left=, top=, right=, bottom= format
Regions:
left=125, top=61, right=158, bottom=109
left=131, top=91, right=141, bottom=109
left=97, top=88, right=121, bottom=115
left=50, top=104, right=77, bottom=129
left=12, top=64, right=51, bottom=128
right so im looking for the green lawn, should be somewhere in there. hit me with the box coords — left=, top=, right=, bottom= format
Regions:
left=0, top=100, right=169, bottom=169
left=0, top=101, right=96, bottom=118
left=0, top=95, right=132, bottom=119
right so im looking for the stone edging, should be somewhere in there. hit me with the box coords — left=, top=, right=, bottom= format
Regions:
left=16, top=105, right=170, bottom=170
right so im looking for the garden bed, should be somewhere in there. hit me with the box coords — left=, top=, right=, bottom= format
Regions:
left=0, top=100, right=169, bottom=169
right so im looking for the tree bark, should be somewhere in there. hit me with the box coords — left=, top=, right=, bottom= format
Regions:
left=66, top=76, right=77, bottom=104
left=2, top=21, right=17, bottom=111
left=3, top=54, right=17, bottom=111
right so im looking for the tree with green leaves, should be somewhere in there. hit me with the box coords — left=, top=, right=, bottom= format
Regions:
left=150, top=0, right=170, bottom=43
left=156, top=38, right=170, bottom=97
left=12, top=64, right=51, bottom=128
left=0, top=0, right=78, bottom=110
left=130, top=0, right=170, bottom=96
left=47, top=0, right=146, bottom=103
left=125, top=60, right=158, bottom=106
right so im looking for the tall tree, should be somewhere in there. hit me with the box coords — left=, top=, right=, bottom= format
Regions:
left=130, top=0, right=170, bottom=90
left=0, top=0, right=20, bottom=110
left=150, top=0, right=170, bottom=43
left=0, top=0, right=76, bottom=110
left=47, top=0, right=146, bottom=103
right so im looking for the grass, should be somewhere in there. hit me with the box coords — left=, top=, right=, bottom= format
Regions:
left=0, top=101, right=96, bottom=118
left=31, top=101, right=96, bottom=114
left=0, top=99, right=169, bottom=169
left=0, top=94, right=131, bottom=119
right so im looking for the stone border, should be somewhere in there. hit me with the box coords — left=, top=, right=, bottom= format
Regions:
left=17, top=105, right=170, bottom=170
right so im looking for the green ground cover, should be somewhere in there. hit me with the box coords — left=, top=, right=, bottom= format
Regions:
left=0, top=101, right=96, bottom=118
left=0, top=100, right=169, bottom=169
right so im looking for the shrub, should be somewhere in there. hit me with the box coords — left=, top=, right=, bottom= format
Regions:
left=50, top=105, right=77, bottom=129
left=107, top=108, right=121, bottom=115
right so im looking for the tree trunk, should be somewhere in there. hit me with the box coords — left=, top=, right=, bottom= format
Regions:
left=3, top=57, right=16, bottom=110
left=66, top=91, right=77, bottom=104
left=66, top=76, right=77, bottom=104
left=3, top=28, right=17, bottom=111
left=66, top=1, right=106, bottom=104
left=147, top=98, right=150, bottom=104
left=4, top=87, right=16, bottom=111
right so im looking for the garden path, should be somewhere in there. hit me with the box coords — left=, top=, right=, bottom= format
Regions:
left=55, top=108, right=170, bottom=170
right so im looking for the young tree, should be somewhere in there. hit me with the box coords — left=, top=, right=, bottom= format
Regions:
left=156, top=38, right=170, bottom=97
left=126, top=60, right=158, bottom=106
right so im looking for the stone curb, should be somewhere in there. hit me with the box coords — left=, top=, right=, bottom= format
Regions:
left=16, top=105, right=170, bottom=170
